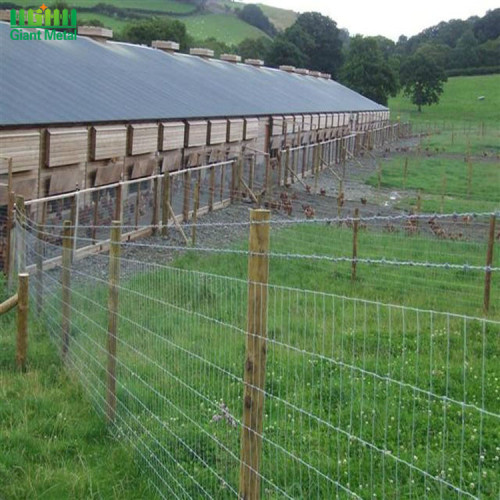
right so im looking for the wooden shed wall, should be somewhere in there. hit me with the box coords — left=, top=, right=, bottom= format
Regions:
left=46, top=127, right=88, bottom=167
left=0, top=130, right=40, bottom=174
left=91, top=125, right=127, bottom=160
left=161, top=122, right=185, bottom=151
left=129, top=123, right=158, bottom=155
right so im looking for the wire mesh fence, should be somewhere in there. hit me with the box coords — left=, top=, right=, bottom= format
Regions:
left=10, top=202, right=500, bottom=499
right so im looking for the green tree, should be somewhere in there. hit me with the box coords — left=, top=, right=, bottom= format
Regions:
left=473, top=8, right=500, bottom=43
left=400, top=52, right=447, bottom=111
left=340, top=36, right=399, bottom=105
left=452, top=30, right=480, bottom=68
left=120, top=18, right=190, bottom=49
left=266, top=38, right=306, bottom=68
left=237, top=4, right=276, bottom=37
left=292, top=12, right=344, bottom=77
left=237, top=37, right=272, bottom=61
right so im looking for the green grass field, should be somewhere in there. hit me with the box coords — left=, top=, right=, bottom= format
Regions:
left=389, top=74, right=500, bottom=125
left=3, top=221, right=496, bottom=498
left=12, top=0, right=196, bottom=14
left=183, top=13, right=268, bottom=45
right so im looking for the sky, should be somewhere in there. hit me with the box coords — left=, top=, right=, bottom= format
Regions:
left=242, top=0, right=498, bottom=41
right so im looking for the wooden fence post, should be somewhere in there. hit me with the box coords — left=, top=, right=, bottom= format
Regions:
left=114, top=183, right=123, bottom=222
left=16, top=273, right=29, bottom=371
left=403, top=157, right=408, bottom=190
left=284, top=147, right=290, bottom=186
left=7, top=193, right=16, bottom=291
left=440, top=175, right=447, bottom=214
left=351, top=208, right=359, bottom=281
left=483, top=214, right=496, bottom=315
left=5, top=159, right=13, bottom=279
left=106, top=220, right=121, bottom=423
left=61, top=220, right=72, bottom=361
left=35, top=220, right=43, bottom=314
left=152, top=177, right=159, bottom=235
left=209, top=165, right=215, bottom=212
left=239, top=209, right=270, bottom=500
left=15, top=195, right=26, bottom=273
left=183, top=170, right=191, bottom=222
left=192, top=173, right=200, bottom=246
left=162, top=173, right=170, bottom=236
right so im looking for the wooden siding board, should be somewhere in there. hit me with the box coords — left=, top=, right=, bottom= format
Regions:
left=244, top=118, right=259, bottom=140
left=227, top=119, right=244, bottom=142
left=186, top=120, right=208, bottom=148
left=46, top=127, right=88, bottom=167
left=0, top=130, right=41, bottom=174
left=161, top=121, right=185, bottom=151
left=271, top=116, right=284, bottom=136
left=208, top=120, right=227, bottom=145
left=129, top=123, right=158, bottom=156
left=92, top=125, right=127, bottom=160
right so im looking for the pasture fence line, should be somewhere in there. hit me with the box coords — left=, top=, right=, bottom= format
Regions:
left=16, top=208, right=500, bottom=499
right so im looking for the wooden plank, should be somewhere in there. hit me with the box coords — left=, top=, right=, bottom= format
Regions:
left=161, top=121, right=185, bottom=151
left=161, top=151, right=182, bottom=171
left=94, top=161, right=123, bottom=186
left=46, top=127, right=88, bottom=167
left=48, top=169, right=81, bottom=195
left=0, top=178, right=37, bottom=204
left=319, top=113, right=327, bottom=129
left=271, top=115, right=284, bottom=136
left=244, top=118, right=259, bottom=140
left=208, top=120, right=227, bottom=145
left=131, top=158, right=155, bottom=179
left=302, top=114, right=312, bottom=131
left=91, top=125, right=127, bottom=160
left=129, top=123, right=158, bottom=156
left=186, top=120, right=208, bottom=148
left=227, top=119, right=244, bottom=142
left=0, top=129, right=40, bottom=173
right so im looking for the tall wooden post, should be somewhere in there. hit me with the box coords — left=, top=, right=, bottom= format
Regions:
left=35, top=219, right=43, bottom=314
left=61, top=220, right=72, bottom=361
left=15, top=195, right=26, bottom=273
left=106, top=221, right=121, bottom=423
left=183, top=170, right=191, bottom=222
left=5, top=159, right=13, bottom=279
left=192, top=173, right=200, bottom=246
left=209, top=165, right=215, bottom=212
left=16, top=273, right=29, bottom=372
left=152, top=177, right=159, bottom=235
left=440, top=175, right=447, bottom=214
left=403, top=157, right=408, bottom=190
left=239, top=209, right=270, bottom=500
left=351, top=208, right=359, bottom=281
left=284, top=147, right=290, bottom=186
left=483, top=215, right=496, bottom=315
left=114, top=183, right=123, bottom=222
left=162, top=173, right=170, bottom=236
left=7, top=192, right=16, bottom=290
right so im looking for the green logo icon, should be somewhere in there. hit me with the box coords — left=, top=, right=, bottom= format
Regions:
left=10, top=4, right=78, bottom=40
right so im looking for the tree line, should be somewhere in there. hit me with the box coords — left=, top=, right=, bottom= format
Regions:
left=73, top=3, right=499, bottom=111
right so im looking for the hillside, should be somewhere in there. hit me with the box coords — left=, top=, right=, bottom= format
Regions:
left=5, top=0, right=295, bottom=44
left=389, top=74, right=500, bottom=125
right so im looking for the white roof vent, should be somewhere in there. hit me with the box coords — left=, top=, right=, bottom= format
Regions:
left=295, top=68, right=310, bottom=75
left=221, top=53, right=241, bottom=63
left=245, top=58, right=264, bottom=67
left=320, top=73, right=332, bottom=80
left=279, top=65, right=295, bottom=72
left=78, top=26, right=113, bottom=42
left=309, top=71, right=322, bottom=77
left=190, top=48, right=215, bottom=58
left=152, top=40, right=180, bottom=53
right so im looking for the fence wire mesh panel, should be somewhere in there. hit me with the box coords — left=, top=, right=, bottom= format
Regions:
left=16, top=205, right=499, bottom=499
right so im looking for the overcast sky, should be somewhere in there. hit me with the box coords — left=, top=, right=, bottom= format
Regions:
left=244, top=0, right=498, bottom=40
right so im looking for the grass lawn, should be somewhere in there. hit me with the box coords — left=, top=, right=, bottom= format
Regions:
left=389, top=74, right=500, bottom=125
left=17, top=219, right=497, bottom=498
left=11, top=0, right=196, bottom=14
left=0, top=295, right=156, bottom=499
left=183, top=13, right=268, bottom=44
left=366, top=154, right=500, bottom=214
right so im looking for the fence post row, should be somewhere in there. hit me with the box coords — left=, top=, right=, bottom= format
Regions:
left=239, top=209, right=270, bottom=500
left=16, top=273, right=29, bottom=371
left=106, top=220, right=122, bottom=423
left=483, top=214, right=496, bottom=314
left=61, top=220, right=73, bottom=360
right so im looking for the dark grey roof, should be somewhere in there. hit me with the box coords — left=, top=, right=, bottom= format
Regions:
left=0, top=22, right=386, bottom=127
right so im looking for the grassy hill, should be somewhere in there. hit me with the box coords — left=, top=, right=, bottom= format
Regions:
left=7, top=0, right=295, bottom=44
left=389, top=74, right=500, bottom=125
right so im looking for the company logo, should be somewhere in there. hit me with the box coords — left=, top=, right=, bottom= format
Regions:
left=10, top=5, right=77, bottom=40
